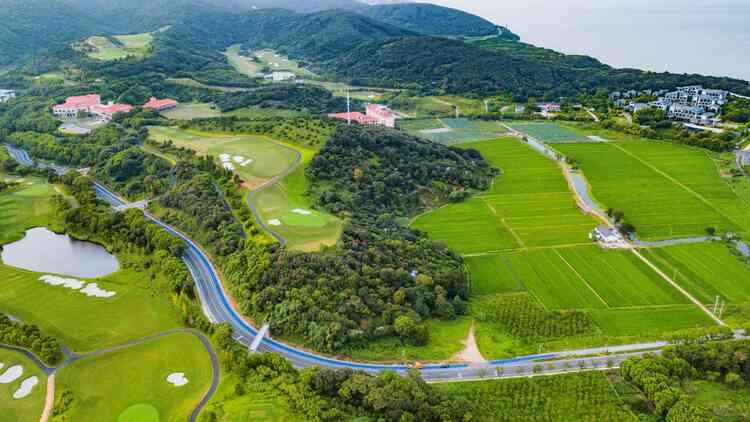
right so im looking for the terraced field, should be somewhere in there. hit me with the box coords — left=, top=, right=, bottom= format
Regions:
left=555, top=140, right=750, bottom=240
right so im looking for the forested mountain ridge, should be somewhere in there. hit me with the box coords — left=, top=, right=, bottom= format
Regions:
left=355, top=3, right=515, bottom=38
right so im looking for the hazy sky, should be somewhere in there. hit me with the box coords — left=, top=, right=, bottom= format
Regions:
left=424, top=0, right=750, bottom=81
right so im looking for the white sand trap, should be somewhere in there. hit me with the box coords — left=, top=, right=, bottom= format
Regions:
left=80, top=283, right=116, bottom=298
left=232, top=155, right=245, bottom=163
left=12, top=376, right=38, bottom=399
left=222, top=163, right=235, bottom=170
left=420, top=128, right=453, bottom=134
left=587, top=135, right=606, bottom=141
left=268, top=219, right=282, bottom=226
left=240, top=159, right=253, bottom=167
left=292, top=209, right=312, bottom=215
left=219, top=153, right=231, bottom=162
left=0, top=366, right=23, bottom=384
left=166, top=373, right=189, bottom=387
left=39, top=275, right=85, bottom=290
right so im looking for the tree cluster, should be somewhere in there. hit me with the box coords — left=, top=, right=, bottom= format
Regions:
left=0, top=314, right=62, bottom=365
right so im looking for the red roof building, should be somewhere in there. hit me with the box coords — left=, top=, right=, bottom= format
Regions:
left=143, top=97, right=178, bottom=111
left=90, top=102, right=134, bottom=121
left=327, top=112, right=381, bottom=126
left=52, top=94, right=102, bottom=118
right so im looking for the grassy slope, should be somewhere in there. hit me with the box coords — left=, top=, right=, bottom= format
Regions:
left=0, top=349, right=46, bottom=421
left=55, top=332, right=212, bottom=422
left=201, top=372, right=297, bottom=422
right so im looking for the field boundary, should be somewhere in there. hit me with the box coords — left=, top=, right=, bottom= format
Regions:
left=609, top=142, right=744, bottom=231
left=555, top=250, right=611, bottom=309
left=630, top=249, right=724, bottom=326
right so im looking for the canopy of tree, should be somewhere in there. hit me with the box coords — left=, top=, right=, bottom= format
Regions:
left=355, top=3, right=505, bottom=38
left=0, top=313, right=62, bottom=365
left=307, top=125, right=496, bottom=216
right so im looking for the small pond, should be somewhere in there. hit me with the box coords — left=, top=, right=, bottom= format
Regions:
left=1, top=227, right=119, bottom=278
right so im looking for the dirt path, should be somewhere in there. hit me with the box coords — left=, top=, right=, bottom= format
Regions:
left=39, top=374, right=54, bottom=422
left=454, top=323, right=487, bottom=366
left=631, top=249, right=725, bottom=326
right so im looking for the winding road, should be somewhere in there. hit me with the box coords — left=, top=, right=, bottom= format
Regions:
left=5, top=144, right=719, bottom=385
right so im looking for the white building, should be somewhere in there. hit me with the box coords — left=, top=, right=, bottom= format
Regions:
left=366, top=103, right=396, bottom=128
left=0, top=89, right=16, bottom=103
left=266, top=72, right=296, bottom=82
left=649, top=98, right=672, bottom=112
left=629, top=103, right=649, bottom=113
left=590, top=225, right=623, bottom=244
left=668, top=104, right=706, bottom=123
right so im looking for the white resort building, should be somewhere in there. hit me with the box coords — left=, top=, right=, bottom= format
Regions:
left=0, top=89, right=16, bottom=103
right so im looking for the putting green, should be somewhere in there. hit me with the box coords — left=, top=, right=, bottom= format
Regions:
left=118, top=403, right=160, bottom=422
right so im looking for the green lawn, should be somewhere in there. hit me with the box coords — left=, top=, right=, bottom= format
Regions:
left=160, top=103, right=222, bottom=120
left=642, top=242, right=750, bottom=304
left=508, top=122, right=590, bottom=143
left=555, top=140, right=750, bottom=240
left=55, top=332, right=213, bottom=422
left=344, top=317, right=472, bottom=362
left=249, top=142, right=343, bottom=252
left=200, top=373, right=297, bottom=421
left=0, top=179, right=57, bottom=245
left=0, top=349, right=46, bottom=422
left=0, top=264, right=182, bottom=352
left=413, top=137, right=596, bottom=254
left=148, top=127, right=297, bottom=188
left=79, top=32, right=153, bottom=61
left=224, top=44, right=261, bottom=77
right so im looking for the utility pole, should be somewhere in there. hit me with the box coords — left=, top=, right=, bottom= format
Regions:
left=346, top=89, right=351, bottom=125
left=484, top=100, right=489, bottom=114
left=718, top=300, right=726, bottom=320
left=713, top=296, right=720, bottom=314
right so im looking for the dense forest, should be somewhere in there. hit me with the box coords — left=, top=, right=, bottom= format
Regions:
left=307, top=125, right=496, bottom=216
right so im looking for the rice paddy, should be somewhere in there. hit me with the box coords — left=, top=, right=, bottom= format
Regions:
left=555, top=140, right=750, bottom=240
left=508, top=122, right=590, bottom=143
left=413, top=137, right=596, bottom=253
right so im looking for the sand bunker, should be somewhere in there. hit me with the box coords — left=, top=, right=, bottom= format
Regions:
left=38, top=275, right=116, bottom=298
left=12, top=376, right=38, bottom=399
left=166, top=372, right=189, bottom=387
left=220, top=153, right=252, bottom=169
left=0, top=365, right=23, bottom=384
left=39, top=275, right=85, bottom=290
left=292, top=209, right=312, bottom=215
left=80, top=283, right=116, bottom=298
left=268, top=219, right=282, bottom=226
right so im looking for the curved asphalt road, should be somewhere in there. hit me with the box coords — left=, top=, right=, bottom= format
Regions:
left=3, top=146, right=685, bottom=382
left=93, top=181, right=677, bottom=381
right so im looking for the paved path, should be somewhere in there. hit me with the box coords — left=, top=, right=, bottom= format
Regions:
left=244, top=144, right=302, bottom=247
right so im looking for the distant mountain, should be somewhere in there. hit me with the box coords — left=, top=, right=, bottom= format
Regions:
left=356, top=3, right=509, bottom=38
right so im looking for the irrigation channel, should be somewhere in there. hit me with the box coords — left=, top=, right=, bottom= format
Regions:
left=3, top=144, right=733, bottom=384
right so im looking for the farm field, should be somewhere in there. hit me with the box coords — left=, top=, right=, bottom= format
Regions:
left=54, top=332, right=212, bottom=422
left=642, top=242, right=750, bottom=304
left=148, top=126, right=297, bottom=188
left=437, top=372, right=636, bottom=421
left=0, top=349, right=46, bottom=422
left=508, top=122, right=590, bottom=143
left=555, top=140, right=750, bottom=240
left=590, top=305, right=714, bottom=337
left=413, top=137, right=596, bottom=254
left=249, top=143, right=343, bottom=251
left=403, top=118, right=507, bottom=145
left=159, top=102, right=223, bottom=120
